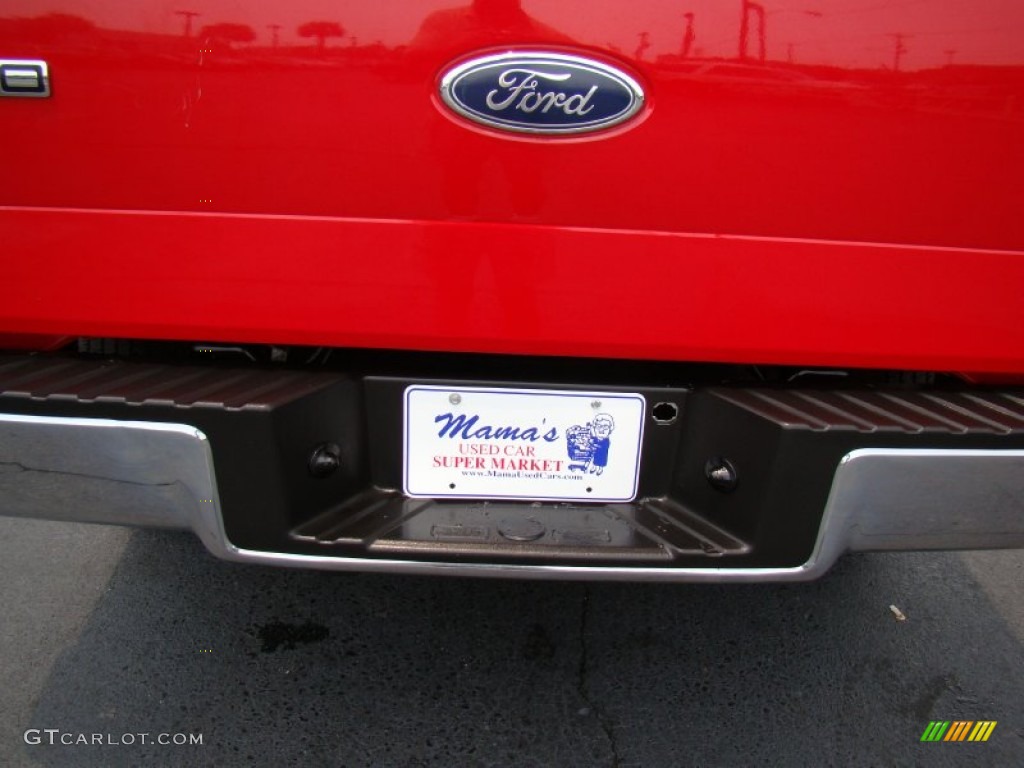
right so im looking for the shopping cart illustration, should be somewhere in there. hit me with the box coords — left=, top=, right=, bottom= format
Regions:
left=566, top=414, right=615, bottom=475
left=566, top=424, right=596, bottom=472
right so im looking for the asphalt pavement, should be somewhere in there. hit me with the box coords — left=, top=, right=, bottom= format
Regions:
left=1, top=517, right=1021, bottom=767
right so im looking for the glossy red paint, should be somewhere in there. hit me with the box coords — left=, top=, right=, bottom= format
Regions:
left=3, top=206, right=1023, bottom=373
left=1, top=1, right=1022, bottom=370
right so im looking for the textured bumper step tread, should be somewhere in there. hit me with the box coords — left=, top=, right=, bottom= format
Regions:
left=291, top=491, right=749, bottom=562
left=0, top=356, right=340, bottom=410
left=712, top=389, right=1024, bottom=434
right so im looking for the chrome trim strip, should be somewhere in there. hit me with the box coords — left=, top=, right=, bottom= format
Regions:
left=0, top=59, right=50, bottom=98
left=2, top=415, right=1022, bottom=582
left=215, top=546, right=812, bottom=582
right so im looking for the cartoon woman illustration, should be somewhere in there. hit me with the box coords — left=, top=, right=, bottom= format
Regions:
left=588, top=413, right=614, bottom=475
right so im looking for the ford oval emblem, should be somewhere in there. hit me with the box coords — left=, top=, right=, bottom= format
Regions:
left=439, top=52, right=645, bottom=136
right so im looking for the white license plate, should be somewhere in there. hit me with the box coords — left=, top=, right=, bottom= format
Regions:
left=403, top=386, right=646, bottom=502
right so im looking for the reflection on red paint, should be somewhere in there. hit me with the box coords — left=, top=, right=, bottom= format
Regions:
left=0, top=0, right=1022, bottom=370
left=1, top=1, right=1022, bottom=249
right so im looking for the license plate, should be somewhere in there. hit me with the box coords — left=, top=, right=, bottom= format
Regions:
left=403, top=386, right=646, bottom=502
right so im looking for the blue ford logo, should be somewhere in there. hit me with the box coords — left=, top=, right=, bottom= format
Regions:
left=439, top=52, right=645, bottom=136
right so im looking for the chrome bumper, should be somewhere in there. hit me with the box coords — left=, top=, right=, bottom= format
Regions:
left=2, top=413, right=1023, bottom=582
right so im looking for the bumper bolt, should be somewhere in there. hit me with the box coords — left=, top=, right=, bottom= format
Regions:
left=308, top=443, right=342, bottom=478
left=705, top=457, right=738, bottom=493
